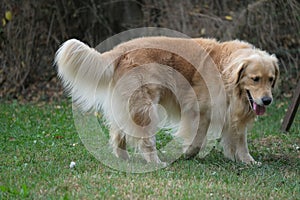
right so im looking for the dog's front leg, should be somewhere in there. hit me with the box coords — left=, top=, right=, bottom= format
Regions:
left=222, top=126, right=259, bottom=164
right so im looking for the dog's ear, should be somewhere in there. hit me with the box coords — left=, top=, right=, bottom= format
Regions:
left=235, top=62, right=247, bottom=85
left=271, top=54, right=279, bottom=88
left=223, top=59, right=248, bottom=88
left=229, top=60, right=248, bottom=86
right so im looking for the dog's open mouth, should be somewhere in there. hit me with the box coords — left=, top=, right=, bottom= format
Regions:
left=246, top=90, right=266, bottom=116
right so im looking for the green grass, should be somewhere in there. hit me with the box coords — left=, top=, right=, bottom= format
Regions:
left=0, top=99, right=299, bottom=199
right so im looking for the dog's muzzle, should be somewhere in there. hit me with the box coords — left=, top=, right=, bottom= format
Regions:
left=246, top=90, right=272, bottom=116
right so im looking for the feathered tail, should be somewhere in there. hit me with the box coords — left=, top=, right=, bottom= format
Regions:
left=54, top=39, right=115, bottom=111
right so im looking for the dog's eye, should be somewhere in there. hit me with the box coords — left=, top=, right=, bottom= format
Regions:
left=269, top=77, right=274, bottom=82
left=252, top=77, right=260, bottom=82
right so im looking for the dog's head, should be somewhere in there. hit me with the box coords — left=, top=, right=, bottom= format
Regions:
left=228, top=50, right=279, bottom=115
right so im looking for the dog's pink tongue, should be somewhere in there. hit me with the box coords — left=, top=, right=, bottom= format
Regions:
left=253, top=102, right=266, bottom=115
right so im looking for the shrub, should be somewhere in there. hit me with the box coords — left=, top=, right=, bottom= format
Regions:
left=0, top=0, right=299, bottom=101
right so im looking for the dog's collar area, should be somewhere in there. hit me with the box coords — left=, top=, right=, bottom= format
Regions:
left=246, top=90, right=266, bottom=116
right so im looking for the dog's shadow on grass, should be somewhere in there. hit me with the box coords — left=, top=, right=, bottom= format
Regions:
left=164, top=147, right=300, bottom=178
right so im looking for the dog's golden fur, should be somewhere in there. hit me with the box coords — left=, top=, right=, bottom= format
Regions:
left=55, top=37, right=279, bottom=164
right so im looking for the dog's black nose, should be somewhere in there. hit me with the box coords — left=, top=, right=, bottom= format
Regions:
left=262, top=96, right=272, bottom=105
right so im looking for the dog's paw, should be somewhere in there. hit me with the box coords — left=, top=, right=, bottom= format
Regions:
left=235, top=152, right=262, bottom=166
left=183, top=146, right=200, bottom=159
left=147, top=159, right=167, bottom=167
left=115, top=149, right=130, bottom=161
left=160, top=162, right=168, bottom=167
left=240, top=157, right=262, bottom=166
left=249, top=160, right=262, bottom=166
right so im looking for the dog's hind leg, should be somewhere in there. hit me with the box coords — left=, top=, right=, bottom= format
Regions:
left=138, top=136, right=164, bottom=164
left=128, top=86, right=164, bottom=164
left=180, top=110, right=210, bottom=159
left=109, top=125, right=129, bottom=160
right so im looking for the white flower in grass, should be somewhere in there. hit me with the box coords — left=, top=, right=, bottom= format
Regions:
left=69, top=161, right=76, bottom=169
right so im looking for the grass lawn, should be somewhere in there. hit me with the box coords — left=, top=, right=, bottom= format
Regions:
left=0, top=99, right=299, bottom=199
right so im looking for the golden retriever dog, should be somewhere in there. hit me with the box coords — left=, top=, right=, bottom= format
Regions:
left=55, top=37, right=279, bottom=165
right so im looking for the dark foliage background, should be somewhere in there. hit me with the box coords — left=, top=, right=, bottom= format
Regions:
left=0, top=0, right=299, bottom=101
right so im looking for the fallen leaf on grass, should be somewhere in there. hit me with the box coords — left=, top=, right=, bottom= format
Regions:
left=277, top=102, right=286, bottom=108
left=54, top=135, right=64, bottom=139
